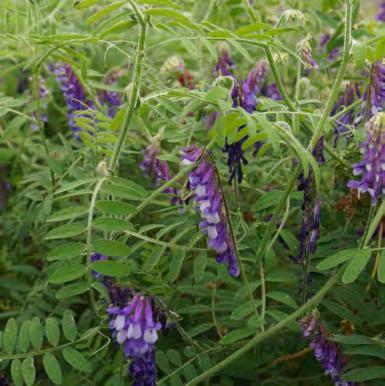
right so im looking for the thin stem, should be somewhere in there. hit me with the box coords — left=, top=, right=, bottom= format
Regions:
left=307, top=0, right=352, bottom=150
left=108, top=15, right=149, bottom=171
left=366, top=219, right=384, bottom=291
left=259, top=260, right=266, bottom=331
left=265, top=46, right=296, bottom=111
left=302, top=250, right=310, bottom=304
left=185, top=268, right=343, bottom=385
left=241, top=0, right=260, bottom=23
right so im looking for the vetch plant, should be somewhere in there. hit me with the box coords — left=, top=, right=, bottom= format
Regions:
left=2, top=1, right=385, bottom=386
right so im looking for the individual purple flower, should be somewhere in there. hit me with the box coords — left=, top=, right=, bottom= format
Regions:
left=320, top=34, right=340, bottom=61
left=300, top=312, right=355, bottom=386
left=298, top=36, right=318, bottom=69
left=52, top=63, right=95, bottom=139
left=331, top=83, right=360, bottom=145
left=320, top=33, right=331, bottom=48
left=107, top=293, right=162, bottom=385
left=180, top=145, right=240, bottom=277
left=98, top=69, right=122, bottom=117
left=377, top=1, right=385, bottom=22
left=262, top=83, right=282, bottom=101
left=348, top=113, right=385, bottom=205
left=215, top=47, right=234, bottom=77
left=141, top=138, right=180, bottom=204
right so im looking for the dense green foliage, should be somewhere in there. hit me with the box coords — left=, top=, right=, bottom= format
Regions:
left=1, top=0, right=385, bottom=385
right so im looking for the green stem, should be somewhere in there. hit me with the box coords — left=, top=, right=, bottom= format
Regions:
left=259, top=260, right=266, bottom=331
left=241, top=0, right=260, bottom=23
left=185, top=269, right=343, bottom=385
left=108, top=15, right=149, bottom=171
left=307, top=0, right=352, bottom=150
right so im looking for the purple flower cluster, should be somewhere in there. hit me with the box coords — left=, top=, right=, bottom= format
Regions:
left=90, top=253, right=164, bottom=385
left=367, top=61, right=385, bottom=119
left=52, top=63, right=94, bottom=139
left=377, top=1, right=385, bottom=22
left=215, top=47, right=234, bottom=77
left=98, top=69, right=122, bottom=117
left=294, top=138, right=324, bottom=263
left=141, top=139, right=180, bottom=204
left=330, top=83, right=360, bottom=145
left=348, top=113, right=385, bottom=205
left=300, top=313, right=354, bottom=386
left=180, top=145, right=240, bottom=277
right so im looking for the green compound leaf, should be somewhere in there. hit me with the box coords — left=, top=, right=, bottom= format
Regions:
left=93, top=239, right=130, bottom=257
left=29, top=317, right=43, bottom=350
left=91, top=260, right=131, bottom=277
left=18, top=320, right=31, bottom=353
left=56, top=282, right=89, bottom=299
left=44, top=223, right=85, bottom=240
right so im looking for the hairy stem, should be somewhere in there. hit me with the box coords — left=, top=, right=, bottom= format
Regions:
left=108, top=14, right=149, bottom=171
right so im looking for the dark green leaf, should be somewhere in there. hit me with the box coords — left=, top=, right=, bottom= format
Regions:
left=91, top=260, right=130, bottom=277
left=45, top=317, right=60, bottom=346
left=93, top=217, right=133, bottom=232
left=342, top=366, right=385, bottom=382
left=47, top=206, right=88, bottom=222
left=18, top=320, right=31, bottom=353
left=29, top=317, right=43, bottom=350
left=95, top=200, right=136, bottom=216
left=62, top=347, right=91, bottom=373
left=377, top=250, right=385, bottom=284
left=62, top=310, right=77, bottom=342
left=48, top=264, right=87, bottom=284
left=11, top=359, right=23, bottom=386
left=47, top=243, right=85, bottom=261
left=317, top=248, right=358, bottom=271
left=43, top=353, right=62, bottom=385
left=56, top=282, right=89, bottom=299
left=21, top=357, right=35, bottom=386
left=342, top=248, right=372, bottom=284
left=93, top=239, right=130, bottom=257
left=220, top=327, right=255, bottom=345
left=44, top=223, right=85, bottom=240
left=3, top=318, right=18, bottom=354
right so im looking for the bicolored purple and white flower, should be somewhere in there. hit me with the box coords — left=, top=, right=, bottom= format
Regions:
left=107, top=293, right=161, bottom=386
left=52, top=63, right=95, bottom=139
left=348, top=112, right=385, bottom=205
left=180, top=145, right=240, bottom=277
left=300, top=313, right=355, bottom=386
left=368, top=61, right=385, bottom=118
